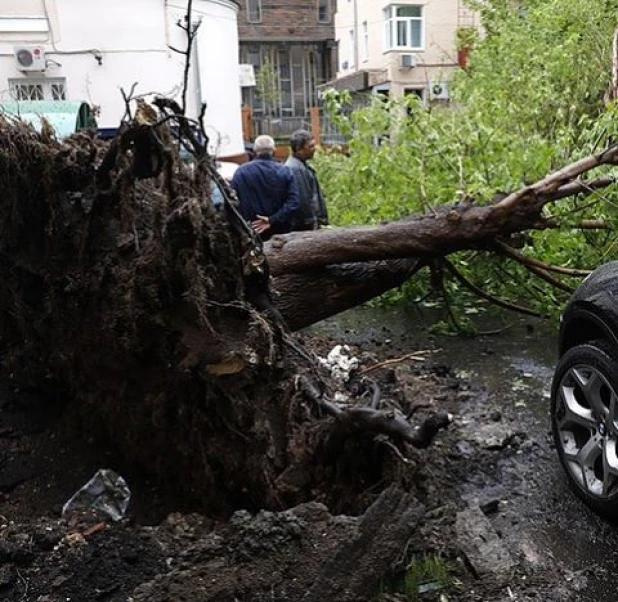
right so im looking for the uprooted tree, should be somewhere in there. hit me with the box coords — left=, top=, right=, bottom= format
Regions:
left=1, top=97, right=618, bottom=519
left=3, top=0, right=618, bottom=531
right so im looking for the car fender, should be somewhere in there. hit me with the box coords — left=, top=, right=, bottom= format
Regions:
left=559, top=291, right=618, bottom=356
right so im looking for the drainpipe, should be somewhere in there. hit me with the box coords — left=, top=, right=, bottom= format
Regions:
left=164, top=0, right=171, bottom=56
left=353, top=0, right=359, bottom=70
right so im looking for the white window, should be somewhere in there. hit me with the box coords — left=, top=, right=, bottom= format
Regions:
left=348, top=29, right=355, bottom=69
left=317, top=0, right=331, bottom=23
left=50, top=81, right=66, bottom=100
left=9, top=78, right=67, bottom=101
left=0, top=17, right=49, bottom=33
left=247, top=0, right=262, bottom=23
left=384, top=5, right=424, bottom=50
left=361, top=21, right=368, bottom=62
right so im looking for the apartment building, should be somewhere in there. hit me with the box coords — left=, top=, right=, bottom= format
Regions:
left=0, top=0, right=245, bottom=158
left=237, top=0, right=337, bottom=135
left=332, top=0, right=477, bottom=102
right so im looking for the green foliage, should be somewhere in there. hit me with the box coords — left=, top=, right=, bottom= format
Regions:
left=375, top=554, right=451, bottom=601
left=314, top=0, right=618, bottom=320
left=457, top=0, right=615, bottom=142
left=255, top=58, right=281, bottom=117
left=455, top=25, right=478, bottom=50
left=403, top=555, right=450, bottom=600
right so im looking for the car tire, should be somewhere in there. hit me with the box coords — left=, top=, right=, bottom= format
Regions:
left=551, top=340, right=618, bottom=520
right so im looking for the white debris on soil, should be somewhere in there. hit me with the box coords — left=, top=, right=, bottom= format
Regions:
left=319, top=345, right=359, bottom=382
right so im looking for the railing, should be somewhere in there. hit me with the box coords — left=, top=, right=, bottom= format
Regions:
left=242, top=105, right=350, bottom=148
left=319, top=112, right=348, bottom=146
left=252, top=116, right=311, bottom=139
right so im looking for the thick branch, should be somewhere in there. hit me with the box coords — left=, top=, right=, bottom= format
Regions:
left=273, top=258, right=424, bottom=330
left=494, top=144, right=618, bottom=213
left=547, top=176, right=614, bottom=200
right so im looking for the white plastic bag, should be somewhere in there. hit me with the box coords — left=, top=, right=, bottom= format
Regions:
left=62, top=469, right=131, bottom=521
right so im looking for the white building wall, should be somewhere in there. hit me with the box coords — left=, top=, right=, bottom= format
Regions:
left=0, top=0, right=244, bottom=158
left=335, top=0, right=469, bottom=98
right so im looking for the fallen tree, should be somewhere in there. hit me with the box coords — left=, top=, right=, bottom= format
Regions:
left=271, top=149, right=618, bottom=329
left=1, top=87, right=618, bottom=602
left=0, top=107, right=616, bottom=520
left=0, top=113, right=453, bottom=517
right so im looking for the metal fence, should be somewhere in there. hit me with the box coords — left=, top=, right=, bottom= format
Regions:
left=248, top=111, right=349, bottom=147
left=319, top=113, right=348, bottom=146
left=252, top=116, right=310, bottom=139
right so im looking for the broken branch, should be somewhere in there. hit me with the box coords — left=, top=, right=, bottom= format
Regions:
left=297, top=376, right=451, bottom=449
left=494, top=240, right=592, bottom=277
left=359, top=351, right=433, bottom=375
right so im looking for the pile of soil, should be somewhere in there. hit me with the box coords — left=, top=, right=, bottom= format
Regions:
left=0, top=329, right=576, bottom=602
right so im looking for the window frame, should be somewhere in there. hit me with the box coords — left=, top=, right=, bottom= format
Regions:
left=360, top=21, right=368, bottom=62
left=9, top=78, right=67, bottom=101
left=348, top=28, right=356, bottom=70
left=247, top=0, right=262, bottom=24
left=383, top=4, right=424, bottom=52
left=317, top=0, right=331, bottom=24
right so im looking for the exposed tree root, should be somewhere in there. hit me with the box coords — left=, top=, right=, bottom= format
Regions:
left=296, top=376, right=451, bottom=450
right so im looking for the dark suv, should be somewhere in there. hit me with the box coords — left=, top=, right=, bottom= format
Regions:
left=551, top=262, right=618, bottom=518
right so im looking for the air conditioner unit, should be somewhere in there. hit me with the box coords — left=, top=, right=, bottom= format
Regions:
left=14, top=46, right=46, bottom=72
left=400, top=54, right=417, bottom=69
left=429, top=81, right=450, bottom=100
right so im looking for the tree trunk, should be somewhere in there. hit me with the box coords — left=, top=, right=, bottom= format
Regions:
left=269, top=146, right=618, bottom=328
left=273, top=258, right=423, bottom=331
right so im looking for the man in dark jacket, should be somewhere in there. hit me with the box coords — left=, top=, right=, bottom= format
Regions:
left=285, top=129, right=328, bottom=231
left=231, top=135, right=299, bottom=239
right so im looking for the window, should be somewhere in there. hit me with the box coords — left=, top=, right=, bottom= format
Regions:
left=348, top=29, right=355, bottom=69
left=12, top=82, right=43, bottom=101
left=384, top=5, right=423, bottom=50
left=404, top=87, right=424, bottom=114
left=247, top=0, right=261, bottom=23
left=240, top=43, right=321, bottom=119
left=317, top=0, right=331, bottom=23
left=9, top=78, right=67, bottom=101
left=361, top=21, right=368, bottom=62
left=50, top=82, right=66, bottom=100
left=404, top=88, right=424, bottom=101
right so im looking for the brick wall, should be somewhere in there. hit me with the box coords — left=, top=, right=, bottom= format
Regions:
left=238, top=0, right=334, bottom=41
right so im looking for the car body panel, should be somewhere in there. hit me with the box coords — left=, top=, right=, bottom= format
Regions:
left=559, top=262, right=618, bottom=354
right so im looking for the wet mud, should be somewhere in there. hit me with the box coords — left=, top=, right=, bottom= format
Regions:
left=2, top=305, right=618, bottom=601
left=316, top=305, right=618, bottom=602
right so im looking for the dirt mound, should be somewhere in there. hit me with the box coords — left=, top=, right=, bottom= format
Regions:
left=0, top=329, right=458, bottom=601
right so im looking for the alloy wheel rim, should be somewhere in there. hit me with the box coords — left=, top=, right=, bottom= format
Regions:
left=555, top=363, right=618, bottom=499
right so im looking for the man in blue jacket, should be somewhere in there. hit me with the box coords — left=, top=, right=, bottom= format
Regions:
left=231, top=135, right=299, bottom=239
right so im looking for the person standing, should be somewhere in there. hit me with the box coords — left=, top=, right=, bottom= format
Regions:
left=231, top=135, right=299, bottom=239
left=285, top=130, right=328, bottom=231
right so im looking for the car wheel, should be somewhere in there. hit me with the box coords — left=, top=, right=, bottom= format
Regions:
left=551, top=340, right=618, bottom=519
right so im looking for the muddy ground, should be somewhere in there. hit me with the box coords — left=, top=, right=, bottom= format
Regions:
left=0, top=310, right=616, bottom=602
